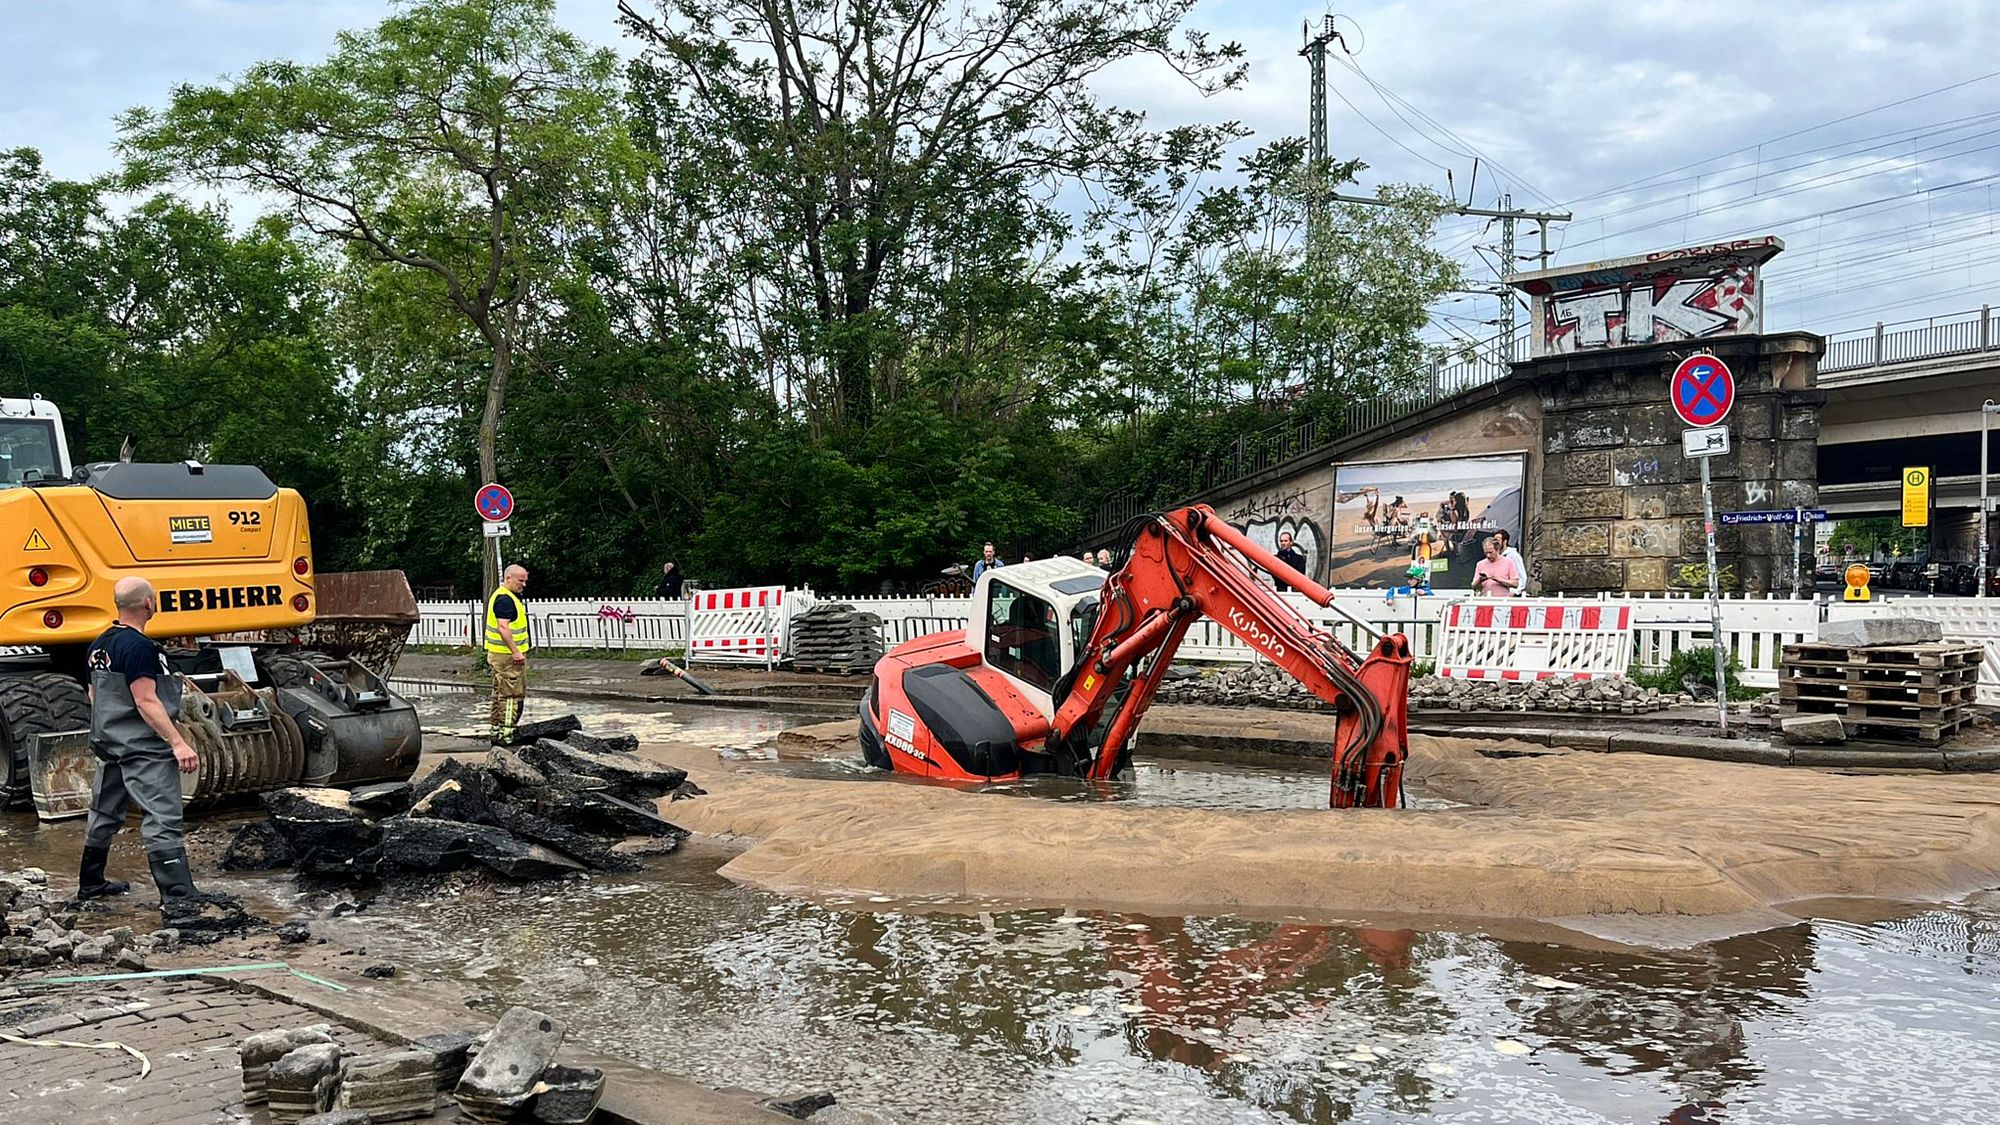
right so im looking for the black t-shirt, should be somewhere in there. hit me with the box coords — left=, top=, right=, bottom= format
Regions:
left=1274, top=546, right=1308, bottom=574
left=87, top=623, right=168, bottom=685
left=492, top=591, right=522, bottom=623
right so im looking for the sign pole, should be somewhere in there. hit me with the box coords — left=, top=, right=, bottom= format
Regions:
left=1672, top=351, right=1736, bottom=736
left=1800, top=506, right=1816, bottom=600
left=1700, top=454, right=1728, bottom=734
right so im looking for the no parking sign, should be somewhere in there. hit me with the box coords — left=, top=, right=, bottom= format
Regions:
left=1670, top=354, right=1735, bottom=427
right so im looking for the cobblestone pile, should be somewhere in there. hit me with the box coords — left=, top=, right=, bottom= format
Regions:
left=1158, top=663, right=1684, bottom=714
left=1, top=867, right=186, bottom=976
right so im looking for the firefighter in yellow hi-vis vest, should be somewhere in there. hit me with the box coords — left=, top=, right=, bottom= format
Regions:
left=484, top=565, right=532, bottom=743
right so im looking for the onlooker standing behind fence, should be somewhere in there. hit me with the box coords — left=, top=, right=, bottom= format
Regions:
left=1494, top=531, right=1528, bottom=596
left=654, top=561, right=685, bottom=599
left=973, top=542, right=1004, bottom=579
left=1472, top=539, right=1521, bottom=598
left=1095, top=549, right=1114, bottom=569
left=1273, top=530, right=1308, bottom=578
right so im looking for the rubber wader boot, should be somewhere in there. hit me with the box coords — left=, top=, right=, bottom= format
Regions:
left=77, top=845, right=131, bottom=899
left=147, top=847, right=198, bottom=902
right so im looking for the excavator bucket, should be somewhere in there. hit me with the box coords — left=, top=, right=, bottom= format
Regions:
left=255, top=570, right=421, bottom=678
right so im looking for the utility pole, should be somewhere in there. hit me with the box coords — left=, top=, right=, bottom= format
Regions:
left=1499, top=192, right=1516, bottom=357
left=1300, top=16, right=1344, bottom=255
left=1326, top=190, right=1571, bottom=364
left=1301, top=17, right=1574, bottom=367
left=1300, top=16, right=1347, bottom=386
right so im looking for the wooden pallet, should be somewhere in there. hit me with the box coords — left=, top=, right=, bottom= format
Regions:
left=1780, top=642, right=1983, bottom=670
left=1777, top=642, right=1983, bottom=746
left=1779, top=679, right=1978, bottom=709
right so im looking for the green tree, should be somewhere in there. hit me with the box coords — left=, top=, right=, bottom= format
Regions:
left=618, top=0, right=1245, bottom=434
left=1828, top=517, right=1928, bottom=560
left=118, top=0, right=648, bottom=591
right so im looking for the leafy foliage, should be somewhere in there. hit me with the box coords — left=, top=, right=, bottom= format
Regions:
left=3, top=0, right=1464, bottom=598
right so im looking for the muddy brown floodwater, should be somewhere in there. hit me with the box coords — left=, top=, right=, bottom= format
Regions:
left=16, top=686, right=2000, bottom=1124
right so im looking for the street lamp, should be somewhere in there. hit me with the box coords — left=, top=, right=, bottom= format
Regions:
left=1983, top=400, right=2000, bottom=597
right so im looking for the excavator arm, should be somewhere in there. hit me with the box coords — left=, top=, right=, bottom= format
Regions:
left=1050, top=505, right=1412, bottom=808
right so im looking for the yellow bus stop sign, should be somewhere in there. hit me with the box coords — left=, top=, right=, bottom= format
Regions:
left=1901, top=466, right=1931, bottom=528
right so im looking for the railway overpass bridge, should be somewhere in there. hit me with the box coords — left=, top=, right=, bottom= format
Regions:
left=1817, top=307, right=2000, bottom=562
left=1086, top=303, right=2000, bottom=593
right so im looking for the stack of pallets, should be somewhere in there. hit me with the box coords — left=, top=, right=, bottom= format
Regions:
left=1778, top=641, right=1982, bottom=745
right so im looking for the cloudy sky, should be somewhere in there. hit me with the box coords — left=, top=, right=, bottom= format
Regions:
left=6, top=0, right=2000, bottom=350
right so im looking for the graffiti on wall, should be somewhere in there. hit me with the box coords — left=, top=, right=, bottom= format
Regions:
left=1225, top=488, right=1327, bottom=583
left=1510, top=236, right=1783, bottom=357
left=1542, top=267, right=1759, bottom=353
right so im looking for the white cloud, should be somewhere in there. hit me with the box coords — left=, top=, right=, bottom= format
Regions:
left=5, top=0, right=1999, bottom=338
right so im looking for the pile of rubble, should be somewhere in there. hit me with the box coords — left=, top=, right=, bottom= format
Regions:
left=2, top=868, right=150, bottom=974
left=1158, top=664, right=1683, bottom=714
left=789, top=603, right=885, bottom=673
left=244, top=1006, right=598, bottom=1123
left=223, top=721, right=700, bottom=887
left=1408, top=675, right=1679, bottom=714
left=1, top=865, right=256, bottom=974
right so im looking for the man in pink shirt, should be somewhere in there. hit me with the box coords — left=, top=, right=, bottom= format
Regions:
left=1472, top=538, right=1521, bottom=597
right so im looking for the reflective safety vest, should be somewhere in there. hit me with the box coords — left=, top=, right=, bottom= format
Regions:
left=484, top=587, right=532, bottom=655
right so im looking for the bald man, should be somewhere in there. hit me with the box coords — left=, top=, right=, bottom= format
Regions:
left=80, top=577, right=200, bottom=904
left=483, top=565, right=533, bottom=744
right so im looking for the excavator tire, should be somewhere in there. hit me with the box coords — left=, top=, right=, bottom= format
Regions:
left=0, top=671, right=89, bottom=807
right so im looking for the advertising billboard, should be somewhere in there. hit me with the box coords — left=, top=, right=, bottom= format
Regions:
left=1329, top=454, right=1527, bottom=588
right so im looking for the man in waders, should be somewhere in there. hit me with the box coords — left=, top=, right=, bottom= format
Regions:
left=486, top=564, right=532, bottom=744
left=78, top=576, right=200, bottom=904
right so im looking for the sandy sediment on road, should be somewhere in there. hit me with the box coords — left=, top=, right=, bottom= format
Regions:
left=649, top=731, right=2000, bottom=937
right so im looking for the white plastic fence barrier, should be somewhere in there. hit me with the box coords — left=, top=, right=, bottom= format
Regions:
left=1434, top=599, right=1634, bottom=681
left=407, top=590, right=2000, bottom=700
left=1826, top=596, right=2000, bottom=706
left=687, top=585, right=791, bottom=664
left=412, top=598, right=692, bottom=652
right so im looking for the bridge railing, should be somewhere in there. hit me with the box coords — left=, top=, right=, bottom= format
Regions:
left=1821, top=305, right=1996, bottom=373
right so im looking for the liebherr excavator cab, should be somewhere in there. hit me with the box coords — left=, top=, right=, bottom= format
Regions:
left=0, top=394, right=423, bottom=813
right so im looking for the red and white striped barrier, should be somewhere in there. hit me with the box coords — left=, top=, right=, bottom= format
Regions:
left=688, top=585, right=788, bottom=662
left=1435, top=599, right=1634, bottom=681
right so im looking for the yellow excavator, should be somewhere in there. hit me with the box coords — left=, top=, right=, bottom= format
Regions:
left=0, top=394, right=423, bottom=814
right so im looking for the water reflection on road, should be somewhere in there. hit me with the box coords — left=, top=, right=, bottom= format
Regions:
left=332, top=856, right=2000, bottom=1124
left=368, top=688, right=2000, bottom=1122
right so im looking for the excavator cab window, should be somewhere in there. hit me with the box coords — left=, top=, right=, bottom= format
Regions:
left=985, top=580, right=1061, bottom=692
left=0, top=419, right=60, bottom=487
left=1068, top=597, right=1098, bottom=672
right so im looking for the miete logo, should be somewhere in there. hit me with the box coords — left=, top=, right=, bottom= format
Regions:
left=1226, top=607, right=1288, bottom=659
left=168, top=516, right=210, bottom=533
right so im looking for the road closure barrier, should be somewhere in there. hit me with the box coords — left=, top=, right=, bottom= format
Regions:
left=688, top=585, right=789, bottom=663
left=1435, top=600, right=1634, bottom=681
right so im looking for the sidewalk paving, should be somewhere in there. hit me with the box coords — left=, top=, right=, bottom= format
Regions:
left=0, top=975, right=408, bottom=1125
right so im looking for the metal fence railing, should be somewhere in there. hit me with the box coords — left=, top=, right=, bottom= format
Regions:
left=1821, top=305, right=1997, bottom=374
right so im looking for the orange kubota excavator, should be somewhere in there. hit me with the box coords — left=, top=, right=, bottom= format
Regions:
left=860, top=505, right=1413, bottom=808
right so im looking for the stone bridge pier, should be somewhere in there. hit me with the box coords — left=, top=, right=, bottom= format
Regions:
left=1522, top=332, right=1825, bottom=595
